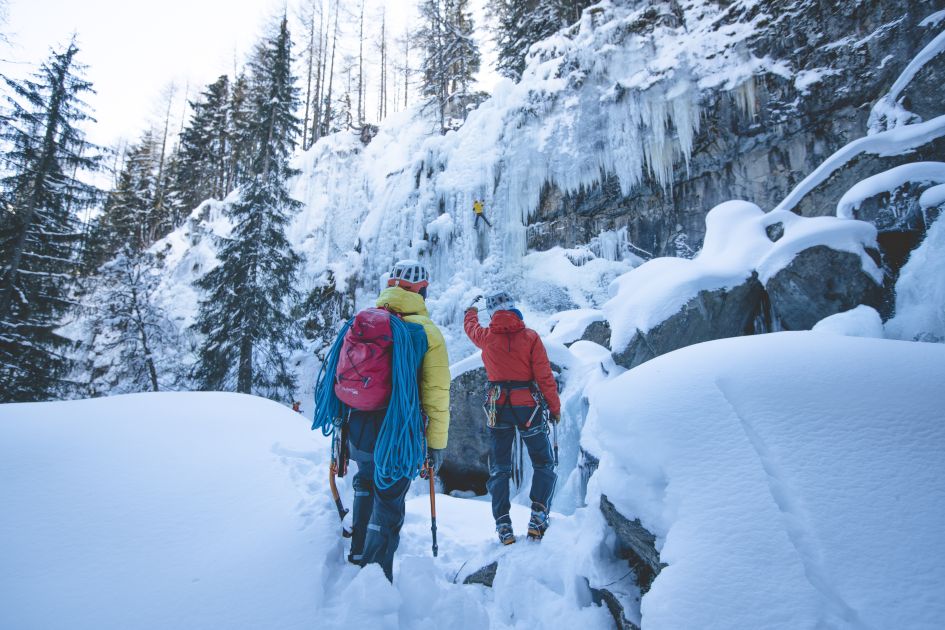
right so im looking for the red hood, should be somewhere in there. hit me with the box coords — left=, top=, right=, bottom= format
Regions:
left=489, top=310, right=525, bottom=334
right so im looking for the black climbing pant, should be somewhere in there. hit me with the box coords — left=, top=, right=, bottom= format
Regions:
left=487, top=406, right=556, bottom=524
left=347, top=408, right=411, bottom=582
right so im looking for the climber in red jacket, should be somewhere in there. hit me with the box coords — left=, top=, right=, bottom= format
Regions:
left=464, top=291, right=561, bottom=544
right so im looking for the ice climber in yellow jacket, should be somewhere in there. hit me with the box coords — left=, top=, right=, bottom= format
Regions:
left=347, top=259, right=450, bottom=580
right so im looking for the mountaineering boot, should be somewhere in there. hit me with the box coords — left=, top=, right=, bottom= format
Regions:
left=496, top=517, right=516, bottom=545
left=527, top=502, right=549, bottom=540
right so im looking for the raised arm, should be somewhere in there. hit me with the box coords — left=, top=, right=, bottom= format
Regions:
left=463, top=308, right=488, bottom=348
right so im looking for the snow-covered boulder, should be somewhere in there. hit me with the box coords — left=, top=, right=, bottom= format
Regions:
left=599, top=495, right=663, bottom=593
left=611, top=276, right=763, bottom=370
left=765, top=245, right=883, bottom=331
left=586, top=332, right=945, bottom=629
left=605, top=201, right=882, bottom=368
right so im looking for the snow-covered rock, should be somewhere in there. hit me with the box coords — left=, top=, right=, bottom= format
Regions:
left=765, top=245, right=882, bottom=331
left=604, top=201, right=882, bottom=364
left=812, top=305, right=885, bottom=338
left=587, top=332, right=945, bottom=629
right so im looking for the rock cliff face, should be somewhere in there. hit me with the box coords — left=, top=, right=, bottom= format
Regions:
left=442, top=368, right=491, bottom=493
left=528, top=0, right=945, bottom=260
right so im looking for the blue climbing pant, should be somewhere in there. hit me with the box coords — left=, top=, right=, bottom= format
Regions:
left=487, top=406, right=556, bottom=524
left=347, top=408, right=411, bottom=582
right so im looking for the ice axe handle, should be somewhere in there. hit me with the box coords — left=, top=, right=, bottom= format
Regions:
left=427, top=461, right=438, bottom=557
left=329, top=462, right=353, bottom=538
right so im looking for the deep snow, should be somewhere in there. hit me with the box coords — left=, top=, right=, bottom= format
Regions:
left=4, top=331, right=945, bottom=628
left=586, top=332, right=945, bottom=629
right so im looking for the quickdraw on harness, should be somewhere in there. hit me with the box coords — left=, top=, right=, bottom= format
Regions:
left=481, top=381, right=543, bottom=427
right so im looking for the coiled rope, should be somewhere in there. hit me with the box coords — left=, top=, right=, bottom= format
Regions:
left=373, top=316, right=427, bottom=488
left=311, top=319, right=352, bottom=436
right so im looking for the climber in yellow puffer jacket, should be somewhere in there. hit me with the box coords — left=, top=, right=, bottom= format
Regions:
left=375, top=263, right=450, bottom=450
left=346, top=259, right=451, bottom=582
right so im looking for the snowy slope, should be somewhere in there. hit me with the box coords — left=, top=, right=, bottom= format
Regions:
left=0, top=393, right=617, bottom=629
left=4, top=333, right=944, bottom=628
left=586, top=332, right=945, bottom=629
left=0, top=394, right=330, bottom=629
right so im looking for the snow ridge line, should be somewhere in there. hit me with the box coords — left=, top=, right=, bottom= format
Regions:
left=868, top=25, right=945, bottom=130
left=714, top=379, right=876, bottom=630
left=773, top=114, right=945, bottom=215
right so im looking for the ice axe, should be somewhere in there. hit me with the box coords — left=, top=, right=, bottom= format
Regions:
left=329, top=462, right=353, bottom=537
left=329, top=426, right=352, bottom=538
left=423, top=458, right=439, bottom=557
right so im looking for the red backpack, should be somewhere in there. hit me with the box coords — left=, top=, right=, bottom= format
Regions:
left=334, top=308, right=396, bottom=410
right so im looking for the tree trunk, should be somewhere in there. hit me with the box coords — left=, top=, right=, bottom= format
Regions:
left=322, top=1, right=339, bottom=134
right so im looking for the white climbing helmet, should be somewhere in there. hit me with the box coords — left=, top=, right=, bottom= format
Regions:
left=387, top=259, right=430, bottom=292
left=485, top=291, right=515, bottom=316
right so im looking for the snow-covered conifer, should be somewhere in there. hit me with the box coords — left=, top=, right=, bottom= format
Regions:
left=192, top=16, right=303, bottom=400
left=0, top=40, right=100, bottom=402
left=84, top=132, right=161, bottom=270
left=488, top=0, right=592, bottom=81
left=169, top=75, right=231, bottom=220
left=82, top=248, right=180, bottom=395
left=418, top=0, right=481, bottom=130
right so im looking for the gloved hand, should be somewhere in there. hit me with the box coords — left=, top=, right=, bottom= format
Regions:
left=428, top=448, right=445, bottom=474
left=466, top=294, right=483, bottom=311
left=550, top=412, right=561, bottom=424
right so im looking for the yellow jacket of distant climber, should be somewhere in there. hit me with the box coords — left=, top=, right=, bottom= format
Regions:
left=375, top=285, right=451, bottom=449
left=473, top=200, right=484, bottom=215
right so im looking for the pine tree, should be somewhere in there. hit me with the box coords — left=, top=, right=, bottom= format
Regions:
left=83, top=132, right=160, bottom=270
left=192, top=16, right=302, bottom=400
left=0, top=40, right=100, bottom=402
left=488, top=0, right=593, bottom=81
left=84, top=248, right=179, bottom=394
left=227, top=73, right=254, bottom=190
left=169, top=75, right=230, bottom=219
left=418, top=0, right=481, bottom=131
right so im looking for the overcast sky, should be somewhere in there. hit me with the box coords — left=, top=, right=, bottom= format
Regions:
left=1, top=0, right=496, bottom=150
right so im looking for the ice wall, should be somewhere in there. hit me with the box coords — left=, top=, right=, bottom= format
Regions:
left=285, top=0, right=773, bottom=346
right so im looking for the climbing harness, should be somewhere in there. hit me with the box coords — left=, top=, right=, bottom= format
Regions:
left=484, top=381, right=550, bottom=490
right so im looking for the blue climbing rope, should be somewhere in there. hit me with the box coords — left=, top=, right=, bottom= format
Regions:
left=311, top=319, right=352, bottom=436
left=311, top=314, right=428, bottom=490
left=373, top=317, right=427, bottom=490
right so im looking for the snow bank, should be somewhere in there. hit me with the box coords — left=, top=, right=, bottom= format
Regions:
left=0, top=393, right=631, bottom=629
left=586, top=332, right=945, bottom=629
left=886, top=215, right=945, bottom=342
left=0, top=393, right=332, bottom=629
left=603, top=201, right=880, bottom=351
left=812, top=305, right=884, bottom=338
left=919, top=182, right=945, bottom=209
